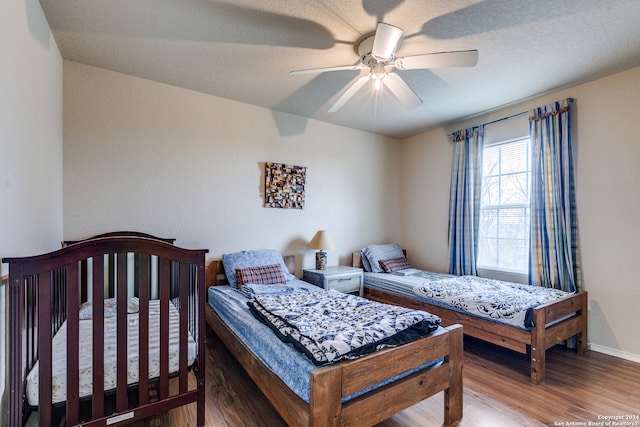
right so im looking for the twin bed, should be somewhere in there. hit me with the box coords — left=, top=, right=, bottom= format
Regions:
left=205, top=249, right=464, bottom=427
left=352, top=243, right=588, bottom=384
left=4, top=232, right=208, bottom=427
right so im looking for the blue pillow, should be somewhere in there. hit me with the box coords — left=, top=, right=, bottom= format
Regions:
left=221, top=249, right=295, bottom=289
left=361, top=243, right=404, bottom=273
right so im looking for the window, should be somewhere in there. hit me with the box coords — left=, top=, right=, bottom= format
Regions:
left=477, top=137, right=530, bottom=274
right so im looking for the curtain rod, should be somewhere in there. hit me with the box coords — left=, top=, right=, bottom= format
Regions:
left=448, top=98, right=575, bottom=136
left=484, top=110, right=528, bottom=127
left=448, top=110, right=527, bottom=137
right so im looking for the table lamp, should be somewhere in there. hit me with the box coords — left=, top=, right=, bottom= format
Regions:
left=307, top=230, right=336, bottom=270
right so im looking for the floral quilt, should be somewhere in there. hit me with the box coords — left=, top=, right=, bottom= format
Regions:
left=412, top=274, right=571, bottom=328
left=248, top=289, right=440, bottom=365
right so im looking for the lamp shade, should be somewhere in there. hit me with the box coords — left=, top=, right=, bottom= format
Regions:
left=307, top=230, right=336, bottom=250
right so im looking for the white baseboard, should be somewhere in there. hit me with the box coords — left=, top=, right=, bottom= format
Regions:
left=589, top=343, right=640, bottom=364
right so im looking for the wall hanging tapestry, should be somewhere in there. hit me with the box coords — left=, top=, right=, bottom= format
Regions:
left=264, top=162, right=306, bottom=209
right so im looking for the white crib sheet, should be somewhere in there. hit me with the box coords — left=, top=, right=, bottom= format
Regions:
left=26, top=299, right=196, bottom=406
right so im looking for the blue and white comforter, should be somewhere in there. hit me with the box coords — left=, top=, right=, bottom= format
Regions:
left=364, top=270, right=572, bottom=329
left=411, top=273, right=571, bottom=328
left=248, top=289, right=440, bottom=365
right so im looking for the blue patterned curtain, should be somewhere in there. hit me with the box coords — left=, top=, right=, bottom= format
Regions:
left=448, top=126, right=484, bottom=276
left=529, top=99, right=582, bottom=292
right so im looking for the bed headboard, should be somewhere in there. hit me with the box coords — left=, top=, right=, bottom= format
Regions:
left=352, top=252, right=364, bottom=268
left=60, top=232, right=177, bottom=302
left=206, top=255, right=296, bottom=287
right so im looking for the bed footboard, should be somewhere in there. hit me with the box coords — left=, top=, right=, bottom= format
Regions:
left=530, top=290, right=588, bottom=384
left=310, top=324, right=463, bottom=427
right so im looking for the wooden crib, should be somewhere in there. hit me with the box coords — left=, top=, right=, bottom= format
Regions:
left=4, top=233, right=208, bottom=426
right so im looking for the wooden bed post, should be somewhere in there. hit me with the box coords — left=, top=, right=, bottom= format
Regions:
left=576, top=292, right=588, bottom=355
left=531, top=309, right=546, bottom=385
left=309, top=367, right=342, bottom=427
left=197, top=262, right=207, bottom=427
left=444, top=324, right=464, bottom=424
left=7, top=264, right=25, bottom=427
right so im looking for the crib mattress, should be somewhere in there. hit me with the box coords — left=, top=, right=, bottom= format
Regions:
left=26, top=299, right=196, bottom=406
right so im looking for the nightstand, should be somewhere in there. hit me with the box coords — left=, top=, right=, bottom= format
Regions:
left=302, top=266, right=364, bottom=296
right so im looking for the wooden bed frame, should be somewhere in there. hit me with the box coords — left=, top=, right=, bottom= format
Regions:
left=205, top=257, right=464, bottom=427
left=352, top=252, right=588, bottom=385
left=4, top=232, right=208, bottom=427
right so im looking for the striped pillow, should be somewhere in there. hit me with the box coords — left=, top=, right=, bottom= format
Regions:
left=235, top=264, right=287, bottom=288
left=379, top=257, right=412, bottom=273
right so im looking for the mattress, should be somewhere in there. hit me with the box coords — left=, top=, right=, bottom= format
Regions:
left=26, top=299, right=197, bottom=406
left=364, top=270, right=573, bottom=330
left=207, top=279, right=443, bottom=403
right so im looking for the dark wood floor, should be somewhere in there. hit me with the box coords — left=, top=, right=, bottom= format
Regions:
left=143, top=333, right=640, bottom=427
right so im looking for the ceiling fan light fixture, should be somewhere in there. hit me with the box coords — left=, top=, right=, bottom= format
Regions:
left=373, top=77, right=382, bottom=91
left=370, top=63, right=386, bottom=91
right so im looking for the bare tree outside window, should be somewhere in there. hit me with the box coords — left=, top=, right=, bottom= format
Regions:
left=478, top=138, right=530, bottom=273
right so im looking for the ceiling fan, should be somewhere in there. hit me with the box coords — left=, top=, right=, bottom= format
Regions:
left=290, top=22, right=478, bottom=112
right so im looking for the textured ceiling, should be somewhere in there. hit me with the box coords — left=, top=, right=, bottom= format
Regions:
left=39, top=0, right=640, bottom=139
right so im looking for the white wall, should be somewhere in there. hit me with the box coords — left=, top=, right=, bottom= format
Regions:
left=63, top=62, right=402, bottom=273
left=401, top=66, right=640, bottom=361
left=0, top=0, right=63, bottom=422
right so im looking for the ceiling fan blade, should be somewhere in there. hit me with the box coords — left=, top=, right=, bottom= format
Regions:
left=372, top=22, right=403, bottom=61
left=394, top=50, right=479, bottom=70
left=328, top=75, right=371, bottom=113
left=289, top=64, right=367, bottom=76
left=382, top=73, right=422, bottom=109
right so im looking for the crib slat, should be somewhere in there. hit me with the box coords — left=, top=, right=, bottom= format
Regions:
left=159, top=258, right=170, bottom=399
left=179, top=263, right=189, bottom=393
left=196, top=261, right=207, bottom=427
left=108, top=253, right=116, bottom=298
left=138, top=254, right=150, bottom=405
left=92, top=256, right=105, bottom=418
left=38, top=272, right=53, bottom=425
left=116, top=252, right=128, bottom=412
left=79, top=258, right=88, bottom=303
left=27, top=277, right=37, bottom=384
left=66, top=262, right=80, bottom=425
left=189, top=266, right=196, bottom=336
